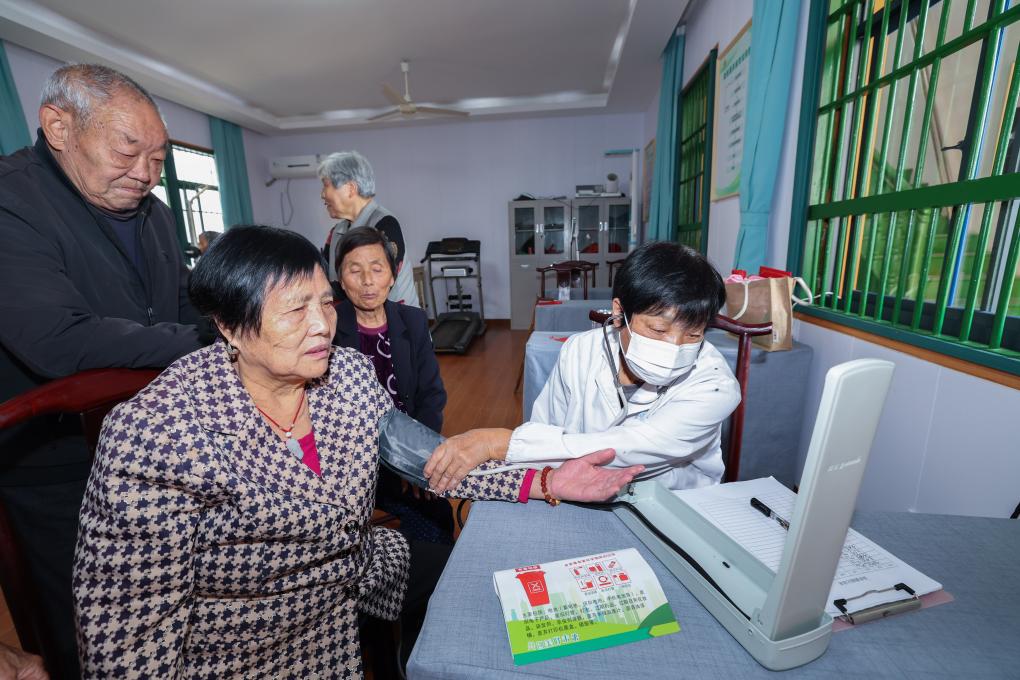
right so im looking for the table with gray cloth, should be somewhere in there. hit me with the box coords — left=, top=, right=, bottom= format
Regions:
left=522, top=330, right=579, bottom=422
left=408, top=501, right=1019, bottom=679
left=534, top=300, right=614, bottom=332
left=521, top=328, right=814, bottom=487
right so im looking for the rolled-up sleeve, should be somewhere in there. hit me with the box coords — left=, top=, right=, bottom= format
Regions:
left=356, top=527, right=411, bottom=621
left=506, top=373, right=740, bottom=472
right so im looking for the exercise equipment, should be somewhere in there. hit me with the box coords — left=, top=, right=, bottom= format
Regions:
left=421, top=237, right=485, bottom=353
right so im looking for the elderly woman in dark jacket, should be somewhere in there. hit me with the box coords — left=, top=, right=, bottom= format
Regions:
left=333, top=227, right=452, bottom=545
left=73, top=226, right=640, bottom=679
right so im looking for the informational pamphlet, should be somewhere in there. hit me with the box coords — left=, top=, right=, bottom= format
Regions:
left=493, top=548, right=679, bottom=665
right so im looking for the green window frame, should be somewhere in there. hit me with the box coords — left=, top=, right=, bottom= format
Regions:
left=788, top=0, right=1020, bottom=376
left=676, top=50, right=717, bottom=253
left=152, top=141, right=222, bottom=259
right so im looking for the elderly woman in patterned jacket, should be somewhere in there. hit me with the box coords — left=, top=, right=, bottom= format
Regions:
left=72, top=225, right=641, bottom=679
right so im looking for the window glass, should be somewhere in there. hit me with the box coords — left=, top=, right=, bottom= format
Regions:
left=796, top=0, right=1020, bottom=366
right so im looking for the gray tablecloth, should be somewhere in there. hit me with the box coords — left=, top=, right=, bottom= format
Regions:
left=522, top=331, right=579, bottom=420
left=568, top=286, right=612, bottom=300
left=521, top=328, right=813, bottom=486
left=408, top=501, right=1020, bottom=679
left=534, top=300, right=613, bottom=332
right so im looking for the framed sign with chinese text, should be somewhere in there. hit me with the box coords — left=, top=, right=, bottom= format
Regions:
left=712, top=20, right=751, bottom=201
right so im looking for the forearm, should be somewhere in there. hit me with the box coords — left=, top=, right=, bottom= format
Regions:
left=507, top=421, right=714, bottom=468
left=444, top=460, right=526, bottom=501
left=1, top=316, right=202, bottom=378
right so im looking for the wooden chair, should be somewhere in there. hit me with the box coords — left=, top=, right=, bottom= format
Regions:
left=0, top=368, right=401, bottom=675
left=536, top=260, right=598, bottom=299
left=514, top=260, right=597, bottom=394
left=588, top=310, right=772, bottom=482
left=0, top=368, right=159, bottom=668
left=605, top=258, right=626, bottom=287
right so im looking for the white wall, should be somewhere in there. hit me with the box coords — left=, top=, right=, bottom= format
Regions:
left=244, top=113, right=643, bottom=320
left=794, top=320, right=1020, bottom=518
left=681, top=0, right=753, bottom=273
left=4, top=41, right=213, bottom=149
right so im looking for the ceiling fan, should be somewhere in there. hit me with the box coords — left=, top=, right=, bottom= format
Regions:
left=367, top=60, right=469, bottom=122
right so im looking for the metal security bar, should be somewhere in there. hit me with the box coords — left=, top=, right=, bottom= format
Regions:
left=794, top=0, right=1020, bottom=375
left=156, top=143, right=223, bottom=251
left=676, top=50, right=716, bottom=252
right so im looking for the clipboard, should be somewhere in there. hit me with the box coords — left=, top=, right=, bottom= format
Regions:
left=833, top=582, right=921, bottom=625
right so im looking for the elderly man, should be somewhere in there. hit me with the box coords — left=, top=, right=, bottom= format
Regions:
left=0, top=64, right=207, bottom=678
left=320, top=151, right=419, bottom=307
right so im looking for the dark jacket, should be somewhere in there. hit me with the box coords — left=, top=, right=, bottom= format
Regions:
left=334, top=300, right=446, bottom=433
left=0, top=133, right=204, bottom=479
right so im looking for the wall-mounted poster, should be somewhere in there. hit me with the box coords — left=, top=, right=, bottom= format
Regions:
left=642, top=138, right=655, bottom=224
left=712, top=20, right=751, bottom=201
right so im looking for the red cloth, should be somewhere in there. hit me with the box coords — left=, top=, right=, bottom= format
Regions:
left=297, top=431, right=321, bottom=476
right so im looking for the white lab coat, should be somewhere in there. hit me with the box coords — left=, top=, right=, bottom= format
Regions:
left=507, top=327, right=740, bottom=490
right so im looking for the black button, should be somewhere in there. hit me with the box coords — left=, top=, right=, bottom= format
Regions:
left=344, top=520, right=359, bottom=533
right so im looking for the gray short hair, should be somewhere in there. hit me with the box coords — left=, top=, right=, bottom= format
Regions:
left=317, top=151, right=376, bottom=198
left=40, top=64, right=161, bottom=128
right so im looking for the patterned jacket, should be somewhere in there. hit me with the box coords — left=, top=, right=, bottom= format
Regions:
left=73, top=343, right=524, bottom=678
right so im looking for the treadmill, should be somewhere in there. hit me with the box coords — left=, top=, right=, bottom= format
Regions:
left=421, top=237, right=486, bottom=353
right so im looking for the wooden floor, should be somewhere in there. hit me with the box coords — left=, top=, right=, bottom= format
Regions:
left=0, top=322, right=529, bottom=653
left=437, top=321, right=527, bottom=437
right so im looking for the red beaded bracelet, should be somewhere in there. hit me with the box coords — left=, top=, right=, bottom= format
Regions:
left=540, top=466, right=560, bottom=506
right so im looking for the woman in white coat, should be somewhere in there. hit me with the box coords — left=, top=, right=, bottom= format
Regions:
left=426, top=241, right=741, bottom=492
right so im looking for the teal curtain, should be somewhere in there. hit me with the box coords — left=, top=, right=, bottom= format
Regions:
left=0, top=41, right=31, bottom=155
left=733, top=0, right=802, bottom=271
left=209, top=116, right=254, bottom=228
left=647, top=29, right=685, bottom=242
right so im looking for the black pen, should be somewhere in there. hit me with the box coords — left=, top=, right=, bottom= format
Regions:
left=750, top=497, right=790, bottom=531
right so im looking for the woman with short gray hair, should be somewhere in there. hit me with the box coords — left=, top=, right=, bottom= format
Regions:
left=319, top=151, right=419, bottom=307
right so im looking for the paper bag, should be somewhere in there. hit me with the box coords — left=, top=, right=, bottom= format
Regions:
left=725, top=276, right=797, bottom=351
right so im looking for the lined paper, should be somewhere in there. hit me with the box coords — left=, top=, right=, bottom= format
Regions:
left=673, top=477, right=940, bottom=615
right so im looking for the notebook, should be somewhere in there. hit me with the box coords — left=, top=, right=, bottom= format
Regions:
left=672, top=477, right=942, bottom=617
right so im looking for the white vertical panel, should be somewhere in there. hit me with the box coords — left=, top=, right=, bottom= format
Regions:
left=847, top=342, right=939, bottom=513
left=915, top=368, right=1020, bottom=517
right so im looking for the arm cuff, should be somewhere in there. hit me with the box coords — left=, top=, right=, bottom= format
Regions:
left=518, top=468, right=537, bottom=503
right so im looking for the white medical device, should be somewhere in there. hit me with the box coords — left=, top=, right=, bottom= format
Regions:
left=612, top=359, right=894, bottom=670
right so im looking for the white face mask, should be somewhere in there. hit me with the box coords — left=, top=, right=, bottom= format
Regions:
left=622, top=314, right=702, bottom=386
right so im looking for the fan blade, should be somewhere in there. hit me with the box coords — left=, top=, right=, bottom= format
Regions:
left=413, top=106, right=470, bottom=117
left=366, top=108, right=403, bottom=122
left=382, top=83, right=406, bottom=106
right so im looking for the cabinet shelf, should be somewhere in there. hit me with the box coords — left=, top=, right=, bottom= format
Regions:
left=508, top=197, right=633, bottom=329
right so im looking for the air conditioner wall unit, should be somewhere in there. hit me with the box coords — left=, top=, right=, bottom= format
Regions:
left=269, top=154, right=323, bottom=179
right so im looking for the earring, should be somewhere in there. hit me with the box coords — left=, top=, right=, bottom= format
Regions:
left=226, top=342, right=239, bottom=362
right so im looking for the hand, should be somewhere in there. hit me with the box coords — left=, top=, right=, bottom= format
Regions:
left=424, top=428, right=511, bottom=494
left=545, top=449, right=643, bottom=503
left=0, top=643, right=48, bottom=680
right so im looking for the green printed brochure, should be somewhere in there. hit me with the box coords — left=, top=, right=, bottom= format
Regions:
left=493, top=548, right=679, bottom=665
